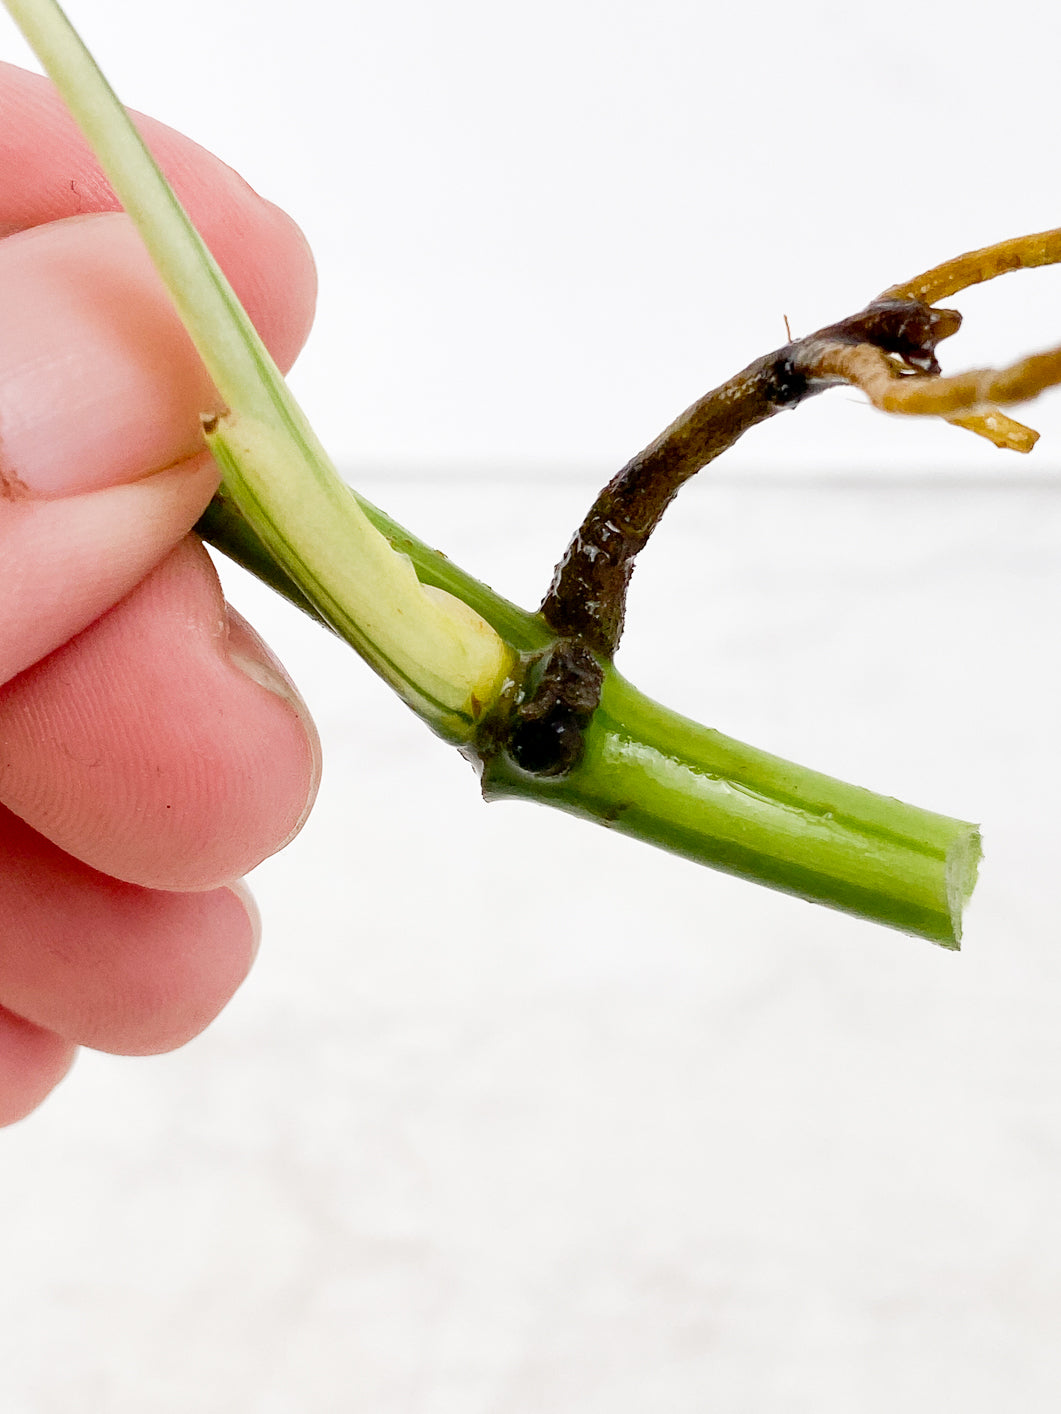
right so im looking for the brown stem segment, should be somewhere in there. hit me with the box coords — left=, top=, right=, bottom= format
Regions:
left=541, top=298, right=960, bottom=658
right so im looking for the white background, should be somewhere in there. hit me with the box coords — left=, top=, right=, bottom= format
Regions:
left=2, top=1, right=1061, bottom=1410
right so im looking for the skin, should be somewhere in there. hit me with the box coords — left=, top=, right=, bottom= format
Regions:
left=0, top=61, right=321, bottom=1124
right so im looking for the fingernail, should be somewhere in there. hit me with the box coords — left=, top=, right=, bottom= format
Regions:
left=0, top=213, right=218, bottom=499
left=225, top=607, right=309, bottom=710
left=224, top=608, right=322, bottom=843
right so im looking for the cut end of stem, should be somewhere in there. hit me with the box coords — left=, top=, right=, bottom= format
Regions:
left=944, top=824, right=983, bottom=951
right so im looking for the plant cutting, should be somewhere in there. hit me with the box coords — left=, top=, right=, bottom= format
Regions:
left=7, top=0, right=1061, bottom=950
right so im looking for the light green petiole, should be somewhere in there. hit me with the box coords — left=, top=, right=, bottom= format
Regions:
left=205, top=415, right=512, bottom=739
left=4, top=0, right=514, bottom=741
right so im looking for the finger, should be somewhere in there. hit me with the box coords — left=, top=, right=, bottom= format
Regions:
left=0, top=1006, right=76, bottom=1128
left=0, top=453, right=220, bottom=685
left=1, top=203, right=312, bottom=494
left=0, top=60, right=316, bottom=374
left=0, top=199, right=313, bottom=680
left=0, top=536, right=320, bottom=891
left=2, top=214, right=222, bottom=497
left=0, top=804, right=259, bottom=1056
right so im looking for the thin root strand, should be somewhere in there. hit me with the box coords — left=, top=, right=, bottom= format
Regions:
left=797, top=337, right=1061, bottom=451
left=884, top=226, right=1061, bottom=305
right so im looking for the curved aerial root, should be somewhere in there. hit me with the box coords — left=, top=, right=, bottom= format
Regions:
left=542, top=227, right=1061, bottom=659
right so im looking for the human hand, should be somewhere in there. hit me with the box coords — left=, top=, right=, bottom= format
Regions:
left=0, top=61, right=321, bottom=1125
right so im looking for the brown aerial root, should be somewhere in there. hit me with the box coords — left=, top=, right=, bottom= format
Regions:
left=797, top=227, right=1061, bottom=453
left=537, top=225, right=1061, bottom=683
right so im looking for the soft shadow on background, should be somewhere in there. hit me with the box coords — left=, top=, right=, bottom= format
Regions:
left=2, top=1, right=1060, bottom=1409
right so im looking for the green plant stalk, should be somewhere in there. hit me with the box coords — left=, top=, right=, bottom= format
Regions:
left=203, top=496, right=980, bottom=947
left=482, top=675, right=979, bottom=947
left=7, top=0, right=982, bottom=945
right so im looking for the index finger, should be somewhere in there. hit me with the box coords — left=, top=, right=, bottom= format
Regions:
left=0, top=59, right=316, bottom=373
left=0, top=62, right=319, bottom=679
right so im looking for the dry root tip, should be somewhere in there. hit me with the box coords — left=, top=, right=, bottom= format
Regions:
left=946, top=411, right=1039, bottom=453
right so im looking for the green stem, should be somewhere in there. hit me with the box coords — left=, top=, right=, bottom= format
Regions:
left=481, top=672, right=980, bottom=948
left=201, top=493, right=980, bottom=947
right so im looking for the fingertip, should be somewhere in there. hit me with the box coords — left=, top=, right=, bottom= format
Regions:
left=0, top=214, right=219, bottom=497
left=224, top=606, right=322, bottom=847
left=237, top=197, right=318, bottom=373
left=1, top=62, right=318, bottom=374
left=226, top=878, right=262, bottom=963
left=1, top=534, right=321, bottom=890
left=0, top=805, right=263, bottom=1058
left=111, top=882, right=260, bottom=1057
left=0, top=1007, right=76, bottom=1128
